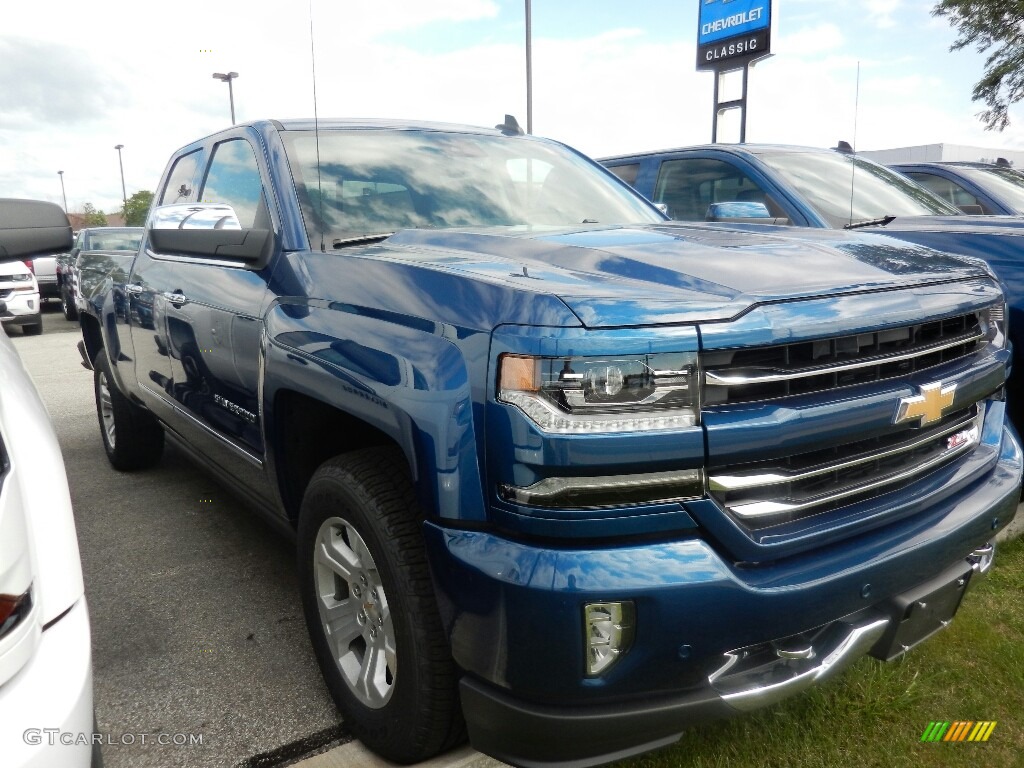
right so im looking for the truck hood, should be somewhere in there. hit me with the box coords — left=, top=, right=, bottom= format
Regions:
left=884, top=215, right=1024, bottom=235
left=384, top=223, right=990, bottom=328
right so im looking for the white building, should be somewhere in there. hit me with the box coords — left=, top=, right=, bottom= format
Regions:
left=859, top=143, right=1024, bottom=167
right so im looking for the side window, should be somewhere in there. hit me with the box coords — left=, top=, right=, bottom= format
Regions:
left=606, top=163, right=639, bottom=187
left=654, top=158, right=770, bottom=221
left=200, top=139, right=266, bottom=229
left=160, top=150, right=202, bottom=205
left=905, top=172, right=982, bottom=210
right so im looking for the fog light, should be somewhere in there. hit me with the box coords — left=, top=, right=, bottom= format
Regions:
left=584, top=601, right=635, bottom=676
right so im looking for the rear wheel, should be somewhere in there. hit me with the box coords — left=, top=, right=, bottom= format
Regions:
left=61, top=286, right=79, bottom=321
left=93, top=350, right=164, bottom=470
left=298, top=447, right=464, bottom=763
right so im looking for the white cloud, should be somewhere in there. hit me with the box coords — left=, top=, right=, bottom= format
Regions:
left=776, top=23, right=845, bottom=58
left=865, top=0, right=904, bottom=29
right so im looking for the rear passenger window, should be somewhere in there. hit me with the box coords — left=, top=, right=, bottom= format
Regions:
left=905, top=173, right=982, bottom=211
left=200, top=140, right=266, bottom=229
left=160, top=150, right=202, bottom=205
left=654, top=158, right=769, bottom=221
left=606, top=163, right=639, bottom=187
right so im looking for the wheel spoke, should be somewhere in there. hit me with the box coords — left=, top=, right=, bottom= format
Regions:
left=98, top=373, right=116, bottom=446
left=384, top=632, right=397, bottom=676
left=319, top=597, right=362, bottom=657
left=349, top=530, right=373, bottom=571
left=357, top=639, right=389, bottom=704
left=317, top=535, right=359, bottom=581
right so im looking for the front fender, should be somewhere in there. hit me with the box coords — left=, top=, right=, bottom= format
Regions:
left=262, top=298, right=490, bottom=522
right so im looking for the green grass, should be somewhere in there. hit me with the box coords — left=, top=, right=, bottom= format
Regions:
left=614, top=536, right=1024, bottom=768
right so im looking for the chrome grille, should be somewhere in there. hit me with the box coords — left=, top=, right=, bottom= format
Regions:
left=703, top=312, right=986, bottom=405
left=709, top=406, right=982, bottom=529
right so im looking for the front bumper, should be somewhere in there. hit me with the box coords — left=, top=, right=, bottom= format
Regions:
left=426, top=425, right=1021, bottom=768
left=1, top=598, right=94, bottom=768
left=0, top=291, right=41, bottom=324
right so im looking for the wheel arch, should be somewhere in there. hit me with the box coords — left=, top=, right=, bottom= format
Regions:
left=263, top=302, right=488, bottom=528
left=80, top=312, right=104, bottom=369
left=271, top=388, right=411, bottom=526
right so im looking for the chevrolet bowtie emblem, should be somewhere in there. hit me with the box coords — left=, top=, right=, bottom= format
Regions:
left=895, top=381, right=956, bottom=426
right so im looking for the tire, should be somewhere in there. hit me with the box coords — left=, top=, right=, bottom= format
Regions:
left=298, top=447, right=464, bottom=763
left=62, top=286, right=79, bottom=321
left=93, top=350, right=164, bottom=471
left=22, top=315, right=42, bottom=336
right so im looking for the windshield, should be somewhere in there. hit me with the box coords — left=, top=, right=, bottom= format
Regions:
left=282, top=129, right=662, bottom=247
left=957, top=166, right=1024, bottom=214
left=85, top=228, right=142, bottom=251
left=757, top=150, right=959, bottom=228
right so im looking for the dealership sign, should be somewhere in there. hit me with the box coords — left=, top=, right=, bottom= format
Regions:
left=697, top=0, right=772, bottom=70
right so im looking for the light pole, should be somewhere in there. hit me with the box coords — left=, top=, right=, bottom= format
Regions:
left=114, top=144, right=127, bottom=213
left=525, top=0, right=533, bottom=134
left=212, top=71, right=239, bottom=125
left=57, top=170, right=68, bottom=213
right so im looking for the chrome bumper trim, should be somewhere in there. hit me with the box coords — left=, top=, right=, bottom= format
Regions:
left=713, top=617, right=890, bottom=712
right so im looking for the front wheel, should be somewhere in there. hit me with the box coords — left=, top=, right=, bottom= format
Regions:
left=93, top=350, right=164, bottom=471
left=297, top=448, right=464, bottom=763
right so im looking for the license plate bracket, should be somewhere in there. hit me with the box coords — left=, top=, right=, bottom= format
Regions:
left=868, top=560, right=973, bottom=662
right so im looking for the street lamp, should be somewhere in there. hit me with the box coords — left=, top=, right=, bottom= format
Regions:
left=57, top=170, right=68, bottom=214
left=212, top=71, right=239, bottom=125
left=525, top=0, right=533, bottom=134
left=114, top=144, right=127, bottom=213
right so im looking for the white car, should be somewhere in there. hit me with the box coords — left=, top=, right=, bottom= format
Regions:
left=0, top=261, right=42, bottom=336
left=0, top=199, right=96, bottom=767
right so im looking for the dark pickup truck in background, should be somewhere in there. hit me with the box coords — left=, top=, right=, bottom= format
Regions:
left=56, top=227, right=143, bottom=321
left=601, top=145, right=1024, bottom=428
left=889, top=161, right=1024, bottom=217
left=77, top=119, right=1021, bottom=767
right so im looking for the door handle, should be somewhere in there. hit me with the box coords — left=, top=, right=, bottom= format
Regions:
left=163, top=290, right=189, bottom=307
left=124, top=283, right=143, bottom=295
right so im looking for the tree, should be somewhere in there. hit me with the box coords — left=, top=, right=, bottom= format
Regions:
left=81, top=202, right=107, bottom=227
left=122, top=190, right=154, bottom=227
left=933, top=0, right=1024, bottom=131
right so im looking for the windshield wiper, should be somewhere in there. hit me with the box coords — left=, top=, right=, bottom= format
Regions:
left=332, top=233, right=394, bottom=249
left=844, top=215, right=896, bottom=230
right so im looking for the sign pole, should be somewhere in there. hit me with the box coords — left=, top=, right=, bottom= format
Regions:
left=697, top=0, right=774, bottom=144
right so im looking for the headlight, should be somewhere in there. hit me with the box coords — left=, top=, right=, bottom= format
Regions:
left=981, top=303, right=1007, bottom=350
left=498, top=352, right=698, bottom=433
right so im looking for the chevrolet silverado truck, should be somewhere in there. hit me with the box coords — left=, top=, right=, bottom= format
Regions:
left=600, top=144, right=1024, bottom=428
left=77, top=119, right=1021, bottom=768
left=56, top=227, right=144, bottom=321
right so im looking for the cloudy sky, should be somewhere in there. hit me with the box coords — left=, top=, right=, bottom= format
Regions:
left=2, top=0, right=1022, bottom=214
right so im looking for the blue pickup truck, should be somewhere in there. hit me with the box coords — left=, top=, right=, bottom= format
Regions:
left=889, top=161, right=1024, bottom=217
left=601, top=145, right=1024, bottom=427
left=78, top=120, right=1020, bottom=767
